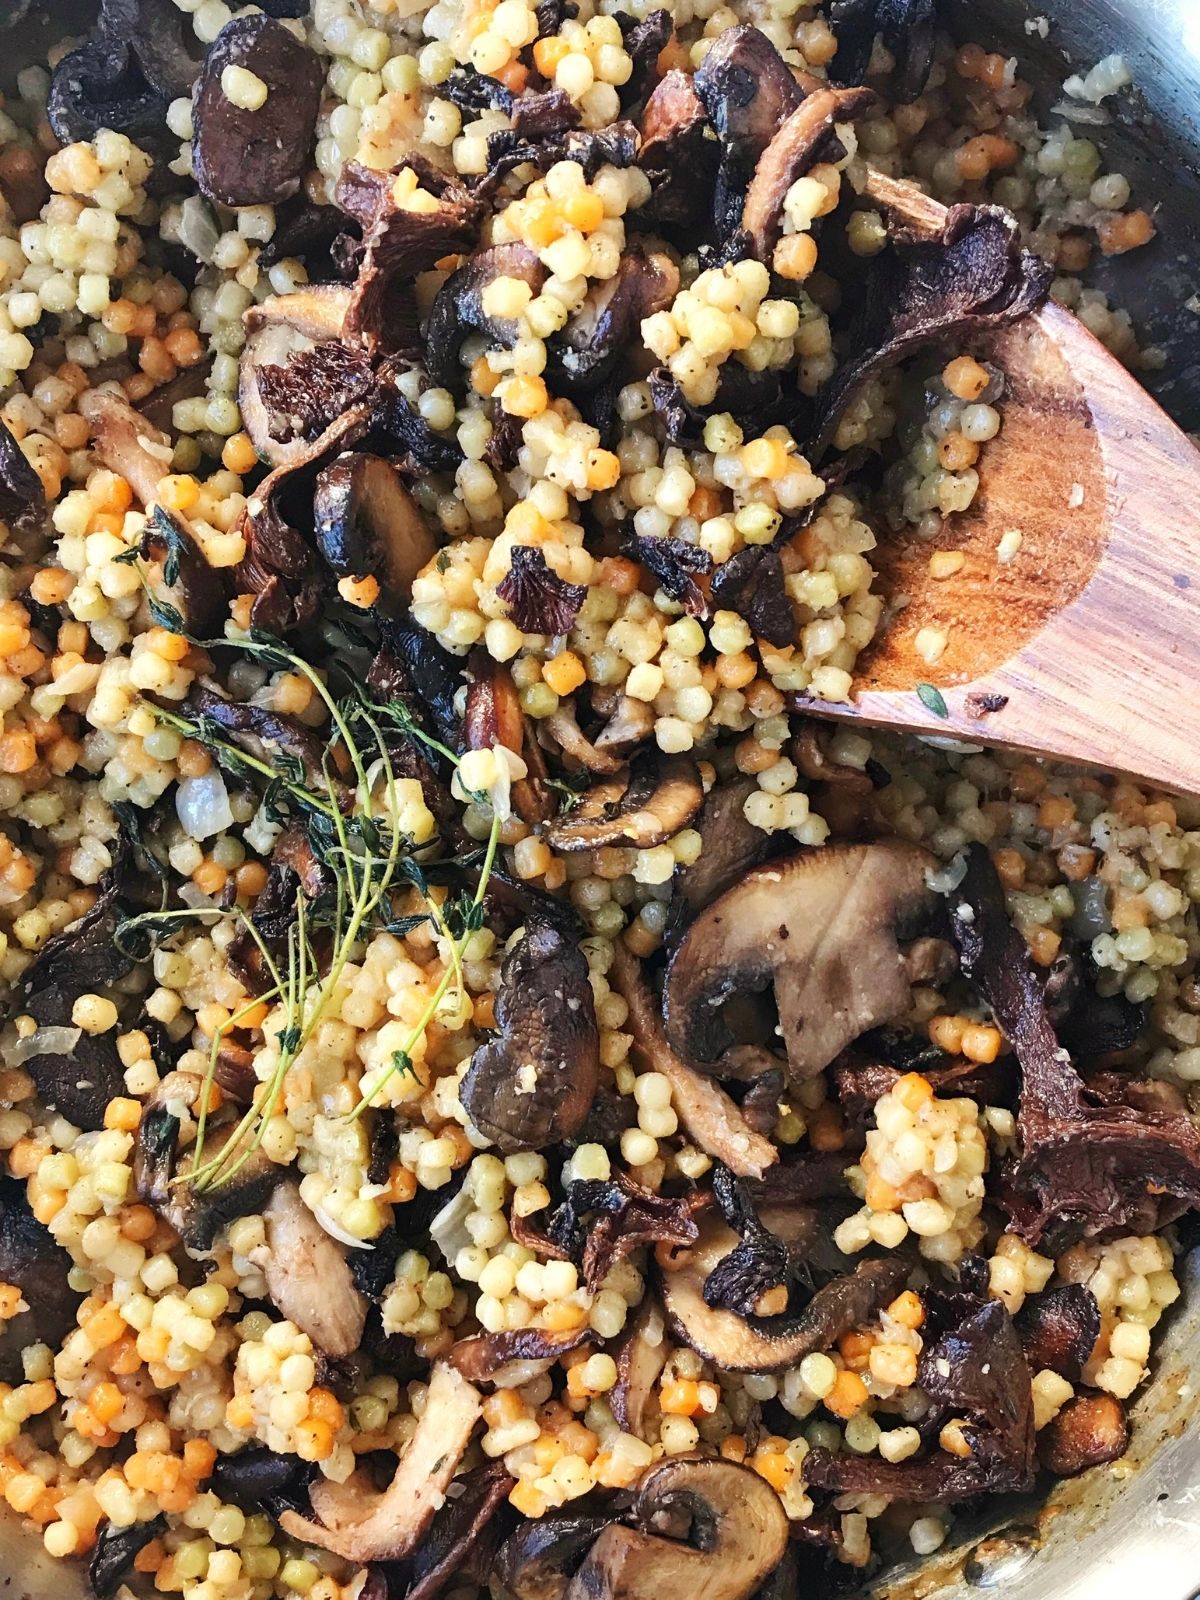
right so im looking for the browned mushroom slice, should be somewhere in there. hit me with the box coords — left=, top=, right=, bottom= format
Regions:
left=1037, top=1393, right=1129, bottom=1477
left=658, top=1209, right=906, bottom=1373
left=639, top=70, right=717, bottom=230
left=543, top=705, right=626, bottom=776
left=563, top=1457, right=788, bottom=1600
left=496, top=546, right=586, bottom=636
left=255, top=1183, right=367, bottom=1358
left=664, top=842, right=938, bottom=1083
left=281, top=1360, right=481, bottom=1560
left=609, top=942, right=776, bottom=1181
left=459, top=924, right=599, bottom=1152
left=449, top=1324, right=592, bottom=1384
left=541, top=757, right=703, bottom=853
left=611, top=1296, right=669, bottom=1437
left=192, top=16, right=322, bottom=208
left=593, top=695, right=655, bottom=759
left=313, top=452, right=438, bottom=611
left=668, top=774, right=770, bottom=926
left=239, top=287, right=361, bottom=469
left=0, top=419, right=44, bottom=522
left=552, top=248, right=679, bottom=393
left=79, top=388, right=177, bottom=507
left=494, top=1511, right=616, bottom=1600
left=463, top=653, right=555, bottom=824
left=0, top=1175, right=82, bottom=1384
left=693, top=26, right=803, bottom=174
left=741, top=86, right=875, bottom=263
left=426, top=243, right=546, bottom=391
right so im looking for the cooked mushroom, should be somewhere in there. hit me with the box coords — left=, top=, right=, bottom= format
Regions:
left=610, top=941, right=776, bottom=1180
left=658, top=1208, right=905, bottom=1372
left=192, top=16, right=323, bottom=208
left=372, top=617, right=464, bottom=750
left=212, top=1446, right=315, bottom=1520
left=253, top=1182, right=368, bottom=1357
left=669, top=775, right=772, bottom=924
left=638, top=70, right=717, bottom=231
left=187, top=683, right=333, bottom=793
left=563, top=1457, right=788, bottom=1600
left=693, top=26, right=802, bottom=176
left=404, top=1463, right=515, bottom=1600
left=1016, top=1284, right=1100, bottom=1382
left=79, top=388, right=177, bottom=508
left=48, top=20, right=171, bottom=157
left=90, top=1514, right=168, bottom=1600
left=313, top=452, right=438, bottom=611
left=550, top=248, right=679, bottom=393
left=463, top=653, right=555, bottom=825
left=664, top=842, right=938, bottom=1083
left=828, top=0, right=937, bottom=103
left=494, top=1509, right=615, bottom=1600
left=239, top=286, right=360, bottom=469
left=139, top=506, right=228, bottom=636
left=543, top=705, right=627, bottom=776
left=611, top=1296, right=669, bottom=1437
left=449, top=1325, right=593, bottom=1384
left=625, top=534, right=711, bottom=619
left=1038, top=1393, right=1129, bottom=1477
left=540, top=756, right=703, bottom=853
left=458, top=924, right=599, bottom=1151
left=281, top=1360, right=482, bottom=1561
left=707, top=547, right=795, bottom=648
left=0, top=419, right=45, bottom=524
left=496, top=546, right=587, bottom=637
left=592, top=695, right=656, bottom=760
left=741, top=86, right=875, bottom=263
left=0, top=1175, right=82, bottom=1384
left=426, top=243, right=546, bottom=390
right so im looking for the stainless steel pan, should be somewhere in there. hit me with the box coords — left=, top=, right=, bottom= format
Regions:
left=2, top=2, right=1199, bottom=1595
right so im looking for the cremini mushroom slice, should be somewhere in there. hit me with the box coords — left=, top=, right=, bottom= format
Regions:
left=664, top=841, right=939, bottom=1083
left=540, top=756, right=703, bottom=853
left=426, top=242, right=546, bottom=391
left=78, top=387, right=178, bottom=508
left=543, top=705, right=627, bottom=776
left=313, top=451, right=438, bottom=610
left=609, top=942, right=776, bottom=1180
left=669, top=774, right=770, bottom=924
left=463, top=653, right=555, bottom=824
left=741, top=84, right=875, bottom=263
left=0, top=1175, right=82, bottom=1384
left=254, top=1182, right=368, bottom=1358
left=611, top=1296, right=669, bottom=1437
left=280, top=1360, right=481, bottom=1561
left=459, top=923, right=600, bottom=1152
left=657, top=1208, right=907, bottom=1373
left=562, top=1457, right=788, bottom=1600
left=494, top=1509, right=616, bottom=1600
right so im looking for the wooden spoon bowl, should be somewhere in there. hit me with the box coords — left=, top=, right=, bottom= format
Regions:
left=806, top=172, right=1200, bottom=796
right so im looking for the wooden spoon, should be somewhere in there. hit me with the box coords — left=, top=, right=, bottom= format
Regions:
left=802, top=168, right=1200, bottom=796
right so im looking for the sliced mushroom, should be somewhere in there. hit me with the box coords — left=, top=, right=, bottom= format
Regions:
left=611, top=1295, right=669, bottom=1437
left=239, top=286, right=359, bottom=469
left=494, top=1509, right=616, bottom=1600
left=449, top=1324, right=593, bottom=1385
left=281, top=1360, right=482, bottom=1561
left=609, top=942, right=776, bottom=1180
left=0, top=419, right=45, bottom=524
left=658, top=1209, right=906, bottom=1373
left=638, top=70, right=717, bottom=231
left=0, top=1175, right=82, bottom=1384
left=313, top=452, right=438, bottom=611
left=79, top=388, right=176, bottom=508
left=669, top=775, right=772, bottom=925
left=664, top=842, right=939, bottom=1083
left=48, top=24, right=171, bottom=157
left=543, top=705, right=627, bottom=776
left=693, top=26, right=803, bottom=174
left=741, top=85, right=875, bottom=263
left=252, top=1183, right=368, bottom=1357
left=551, top=248, right=680, bottom=393
left=188, top=684, right=333, bottom=793
left=540, top=756, right=703, bottom=853
left=90, top=1515, right=169, bottom=1600
left=496, top=546, right=587, bottom=637
left=564, top=1457, right=788, bottom=1600
left=405, top=1463, right=515, bottom=1600
left=460, top=925, right=599, bottom=1151
left=828, top=0, right=937, bottom=103
left=426, top=243, right=546, bottom=391
left=463, top=653, right=555, bottom=825
left=192, top=16, right=323, bottom=208
left=593, top=695, right=656, bottom=759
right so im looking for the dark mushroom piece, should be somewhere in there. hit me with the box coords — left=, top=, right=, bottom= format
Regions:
left=609, top=942, right=776, bottom=1180
left=256, top=1182, right=368, bottom=1358
left=187, top=683, right=334, bottom=794
left=543, top=704, right=627, bottom=777
left=192, top=16, right=323, bottom=208
left=48, top=22, right=172, bottom=159
left=496, top=546, right=587, bottom=637
left=78, top=388, right=181, bottom=509
left=827, top=0, right=937, bottom=103
left=372, top=617, right=464, bottom=751
left=669, top=775, right=772, bottom=925
left=1038, top=1393, right=1130, bottom=1477
left=90, top=1515, right=168, bottom=1600
left=592, top=695, right=656, bottom=761
left=658, top=1208, right=906, bottom=1373
left=638, top=70, right=718, bottom=232
left=625, top=534, right=711, bottom=619
left=0, top=419, right=45, bottom=523
left=539, top=756, right=703, bottom=853
left=449, top=1325, right=593, bottom=1385
left=563, top=1457, right=788, bottom=1600
left=103, top=0, right=203, bottom=98
left=550, top=248, right=679, bottom=394
left=426, top=243, right=546, bottom=391
left=281, top=1360, right=482, bottom=1561
left=664, top=842, right=938, bottom=1084
left=0, top=1175, right=83, bottom=1384
left=1016, top=1284, right=1100, bottom=1382
left=707, top=546, right=795, bottom=649
left=313, top=452, right=438, bottom=612
left=212, top=1446, right=315, bottom=1521
left=139, top=505, right=228, bottom=636
left=458, top=924, right=599, bottom=1152
left=494, top=1508, right=615, bottom=1600
left=740, top=85, right=875, bottom=264
left=693, top=25, right=804, bottom=234
left=399, top=1462, right=515, bottom=1600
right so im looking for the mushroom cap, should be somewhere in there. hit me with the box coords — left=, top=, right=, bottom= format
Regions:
left=563, top=1457, right=788, bottom=1600
left=540, top=756, right=703, bottom=853
left=664, top=841, right=938, bottom=1083
left=313, top=451, right=438, bottom=611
